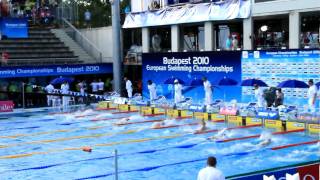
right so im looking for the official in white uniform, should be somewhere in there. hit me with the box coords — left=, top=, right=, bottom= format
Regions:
left=174, top=79, right=183, bottom=104
left=203, top=77, right=212, bottom=106
left=90, top=80, right=98, bottom=94
left=45, top=83, right=55, bottom=106
left=61, top=82, right=70, bottom=108
left=254, top=84, right=266, bottom=108
left=198, top=156, right=225, bottom=180
left=124, top=77, right=133, bottom=98
left=147, top=80, right=157, bottom=101
left=307, top=79, right=318, bottom=113
left=98, top=79, right=104, bottom=95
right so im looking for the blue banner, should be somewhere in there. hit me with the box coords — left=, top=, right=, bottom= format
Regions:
left=0, top=18, right=28, bottom=38
left=142, top=51, right=242, bottom=103
left=0, top=63, right=113, bottom=78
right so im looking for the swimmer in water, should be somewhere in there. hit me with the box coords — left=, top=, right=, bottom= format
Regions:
left=194, top=119, right=207, bottom=133
left=151, top=121, right=165, bottom=128
left=116, top=117, right=130, bottom=125
left=256, top=137, right=272, bottom=147
left=210, top=128, right=228, bottom=140
left=255, top=132, right=272, bottom=148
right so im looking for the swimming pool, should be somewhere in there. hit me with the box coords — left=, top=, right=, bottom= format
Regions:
left=0, top=106, right=319, bottom=180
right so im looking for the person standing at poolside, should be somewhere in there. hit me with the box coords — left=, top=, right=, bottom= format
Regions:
left=147, top=80, right=157, bottom=101
left=45, top=83, right=55, bottom=106
left=90, top=79, right=98, bottom=94
left=307, top=79, right=318, bottom=113
left=174, top=79, right=183, bottom=104
left=124, top=77, right=133, bottom=98
left=203, top=77, right=212, bottom=107
left=98, top=79, right=104, bottom=95
left=254, top=84, right=266, bottom=108
left=198, top=156, right=225, bottom=180
left=61, top=81, right=70, bottom=108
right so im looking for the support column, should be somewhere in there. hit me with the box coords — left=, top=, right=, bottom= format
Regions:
left=111, top=0, right=121, bottom=93
left=204, top=22, right=215, bottom=51
left=171, top=25, right=180, bottom=52
left=243, top=17, right=253, bottom=50
left=289, top=11, right=300, bottom=49
left=142, top=28, right=150, bottom=53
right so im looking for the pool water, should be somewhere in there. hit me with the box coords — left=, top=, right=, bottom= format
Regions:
left=0, top=106, right=319, bottom=180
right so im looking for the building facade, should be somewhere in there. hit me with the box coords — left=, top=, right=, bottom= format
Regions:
left=123, top=0, right=319, bottom=61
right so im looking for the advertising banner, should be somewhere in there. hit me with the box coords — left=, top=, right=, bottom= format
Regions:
left=0, top=63, right=113, bottom=78
left=0, top=18, right=28, bottom=38
left=0, top=101, right=14, bottom=112
left=124, top=0, right=251, bottom=28
left=233, top=163, right=319, bottom=180
left=242, top=49, right=320, bottom=106
left=142, top=51, right=242, bottom=103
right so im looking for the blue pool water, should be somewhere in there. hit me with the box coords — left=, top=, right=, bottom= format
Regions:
left=0, top=106, right=319, bottom=180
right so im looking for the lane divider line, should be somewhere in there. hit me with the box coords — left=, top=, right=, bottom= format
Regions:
left=74, top=139, right=319, bottom=180
left=4, top=133, right=318, bottom=173
left=271, top=140, right=319, bottom=150
left=111, top=110, right=139, bottom=114
left=0, top=124, right=261, bottom=159
left=218, top=129, right=305, bottom=143
left=114, top=119, right=164, bottom=126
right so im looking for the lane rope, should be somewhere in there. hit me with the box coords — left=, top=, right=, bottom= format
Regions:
left=0, top=124, right=261, bottom=159
left=74, top=139, right=319, bottom=180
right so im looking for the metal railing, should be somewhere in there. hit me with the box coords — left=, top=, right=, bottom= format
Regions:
left=61, top=18, right=103, bottom=63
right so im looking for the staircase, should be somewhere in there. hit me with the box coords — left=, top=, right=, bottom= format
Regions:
left=0, top=27, right=97, bottom=66
left=51, top=29, right=95, bottom=63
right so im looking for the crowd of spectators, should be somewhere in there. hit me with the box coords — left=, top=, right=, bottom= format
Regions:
left=0, top=0, right=59, bottom=26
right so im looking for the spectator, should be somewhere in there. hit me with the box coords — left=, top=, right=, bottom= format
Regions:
left=197, top=156, right=225, bottom=180
left=84, top=9, right=91, bottom=28
left=225, top=35, right=232, bottom=50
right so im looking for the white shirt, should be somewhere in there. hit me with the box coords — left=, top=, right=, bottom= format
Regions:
left=91, top=82, right=98, bottom=92
left=148, top=83, right=157, bottom=100
left=61, top=83, right=69, bottom=94
left=174, top=84, right=182, bottom=95
left=98, top=82, right=104, bottom=91
left=254, top=87, right=265, bottom=107
left=308, top=85, right=317, bottom=100
left=126, top=80, right=133, bottom=91
left=45, top=84, right=54, bottom=93
left=197, top=166, right=225, bottom=180
left=203, top=81, right=212, bottom=94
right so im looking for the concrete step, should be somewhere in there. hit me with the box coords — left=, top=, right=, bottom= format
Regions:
left=8, top=52, right=76, bottom=59
left=0, top=48, right=71, bottom=53
left=7, top=58, right=82, bottom=66
left=0, top=46, right=69, bottom=51
left=0, top=38, right=61, bottom=43
left=0, top=42, right=65, bottom=48
left=27, top=34, right=57, bottom=38
left=51, top=29, right=95, bottom=63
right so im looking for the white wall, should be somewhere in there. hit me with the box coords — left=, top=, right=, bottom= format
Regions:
left=252, top=0, right=320, bottom=17
left=80, top=27, right=113, bottom=63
